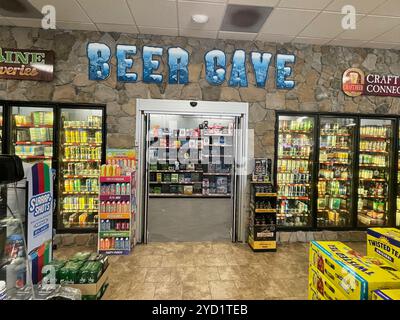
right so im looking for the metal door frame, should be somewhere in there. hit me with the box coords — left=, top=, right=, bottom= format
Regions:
left=135, top=99, right=249, bottom=244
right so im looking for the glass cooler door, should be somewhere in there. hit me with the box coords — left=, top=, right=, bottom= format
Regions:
left=10, top=106, right=54, bottom=168
left=58, top=108, right=104, bottom=231
left=357, top=118, right=394, bottom=227
left=0, top=105, right=3, bottom=153
left=317, top=117, right=356, bottom=227
left=276, top=115, right=315, bottom=228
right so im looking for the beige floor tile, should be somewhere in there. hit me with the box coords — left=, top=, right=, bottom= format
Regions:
left=195, top=266, right=220, bottom=281
left=154, top=282, right=183, bottom=300
left=130, top=254, right=163, bottom=267
left=262, top=279, right=292, bottom=299
left=128, top=282, right=156, bottom=300
left=195, top=254, right=228, bottom=267
left=144, top=267, right=173, bottom=283
left=209, top=280, right=241, bottom=299
left=218, top=266, right=243, bottom=281
left=182, top=281, right=212, bottom=300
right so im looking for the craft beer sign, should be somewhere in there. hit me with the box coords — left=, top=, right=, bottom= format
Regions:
left=87, top=43, right=296, bottom=89
left=0, top=48, right=54, bottom=81
left=343, top=67, right=400, bottom=98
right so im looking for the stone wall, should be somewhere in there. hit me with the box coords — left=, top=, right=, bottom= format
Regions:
left=1, top=26, right=398, bottom=242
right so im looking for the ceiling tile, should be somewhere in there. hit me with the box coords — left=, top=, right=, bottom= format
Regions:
left=372, top=0, right=400, bottom=17
left=77, top=0, right=135, bottom=24
left=218, top=31, right=257, bottom=41
left=139, top=27, right=179, bottom=36
left=260, top=8, right=319, bottom=35
left=339, top=15, right=400, bottom=41
left=299, top=12, right=351, bottom=38
left=9, top=18, right=41, bottom=28
left=183, top=0, right=226, bottom=2
left=57, top=21, right=97, bottom=31
left=178, top=0, right=226, bottom=30
left=29, top=0, right=90, bottom=22
left=256, top=33, right=295, bottom=43
left=327, top=38, right=369, bottom=48
left=127, top=0, right=177, bottom=28
left=228, top=0, right=280, bottom=6
left=278, top=0, right=332, bottom=10
left=96, top=23, right=138, bottom=34
left=363, top=41, right=400, bottom=49
left=374, top=24, right=400, bottom=43
left=293, top=36, right=331, bottom=45
left=325, top=0, right=387, bottom=14
left=179, top=28, right=218, bottom=39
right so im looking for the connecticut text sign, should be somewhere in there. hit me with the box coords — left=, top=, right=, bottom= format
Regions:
left=0, top=48, right=54, bottom=81
left=87, top=43, right=296, bottom=89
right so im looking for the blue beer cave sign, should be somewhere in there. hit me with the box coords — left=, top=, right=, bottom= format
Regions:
left=87, top=42, right=296, bottom=89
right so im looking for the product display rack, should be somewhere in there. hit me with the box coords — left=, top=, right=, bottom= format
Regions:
left=275, top=111, right=399, bottom=231
left=148, top=121, right=234, bottom=198
left=248, top=182, right=277, bottom=252
left=98, top=172, right=136, bottom=255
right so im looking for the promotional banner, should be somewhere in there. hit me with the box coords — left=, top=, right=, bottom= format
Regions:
left=0, top=48, right=54, bottom=81
left=26, top=162, right=53, bottom=254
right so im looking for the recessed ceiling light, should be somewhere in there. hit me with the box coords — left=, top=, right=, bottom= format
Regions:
left=192, top=14, right=209, bottom=24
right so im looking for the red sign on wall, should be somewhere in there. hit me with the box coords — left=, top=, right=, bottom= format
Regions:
left=343, top=67, right=400, bottom=98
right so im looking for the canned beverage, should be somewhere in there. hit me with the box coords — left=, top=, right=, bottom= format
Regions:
left=65, top=130, right=71, bottom=143
left=75, top=130, right=80, bottom=143
left=70, top=130, right=75, bottom=143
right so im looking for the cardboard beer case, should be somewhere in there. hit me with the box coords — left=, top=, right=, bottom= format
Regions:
left=310, top=241, right=400, bottom=300
left=372, top=289, right=400, bottom=300
left=308, top=284, right=326, bottom=300
left=367, top=228, right=400, bottom=271
left=308, top=266, right=348, bottom=300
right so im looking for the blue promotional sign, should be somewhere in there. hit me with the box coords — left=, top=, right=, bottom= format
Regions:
left=87, top=42, right=296, bottom=89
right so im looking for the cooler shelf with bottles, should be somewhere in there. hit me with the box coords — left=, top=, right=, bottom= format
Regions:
left=317, top=117, right=355, bottom=228
left=58, top=109, right=104, bottom=232
left=276, top=116, right=314, bottom=228
left=357, top=119, right=394, bottom=227
left=98, top=163, right=136, bottom=255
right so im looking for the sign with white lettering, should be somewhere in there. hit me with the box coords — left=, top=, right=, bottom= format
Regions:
left=343, top=67, right=400, bottom=98
left=87, top=43, right=296, bottom=89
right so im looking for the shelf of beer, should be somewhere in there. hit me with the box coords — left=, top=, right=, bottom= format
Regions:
left=16, top=155, right=52, bottom=159
left=64, top=126, right=102, bottom=130
left=359, top=164, right=387, bottom=168
left=278, top=155, right=310, bottom=160
left=278, top=171, right=310, bottom=174
left=359, top=178, right=386, bottom=182
left=320, top=133, right=351, bottom=137
left=319, top=161, right=349, bottom=166
left=15, top=124, right=53, bottom=128
left=255, top=209, right=277, bottom=213
left=100, top=213, right=131, bottom=219
left=15, top=141, right=53, bottom=145
left=63, top=159, right=101, bottom=162
left=278, top=130, right=312, bottom=134
left=359, top=135, right=388, bottom=140
left=318, top=194, right=348, bottom=199
left=277, top=183, right=310, bottom=186
left=64, top=174, right=99, bottom=179
left=62, top=191, right=99, bottom=195
left=319, top=146, right=350, bottom=151
left=359, top=195, right=387, bottom=199
left=318, top=178, right=350, bottom=181
left=100, top=195, right=131, bottom=201
left=359, top=149, right=388, bottom=154
left=149, top=181, right=202, bottom=184
left=278, top=196, right=309, bottom=200
left=64, top=142, right=102, bottom=146
left=358, top=213, right=385, bottom=226
left=256, top=192, right=277, bottom=197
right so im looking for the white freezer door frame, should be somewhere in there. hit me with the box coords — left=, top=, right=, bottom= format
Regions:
left=135, top=99, right=250, bottom=243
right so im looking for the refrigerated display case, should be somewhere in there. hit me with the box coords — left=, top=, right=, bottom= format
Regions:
left=10, top=106, right=54, bottom=168
left=148, top=115, right=234, bottom=198
left=317, top=117, right=356, bottom=228
left=276, top=115, right=315, bottom=227
left=58, top=107, right=105, bottom=232
left=0, top=105, right=3, bottom=154
left=398, top=127, right=400, bottom=227
left=357, top=118, right=394, bottom=227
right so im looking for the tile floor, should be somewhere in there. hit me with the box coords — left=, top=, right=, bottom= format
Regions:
left=54, top=241, right=367, bottom=300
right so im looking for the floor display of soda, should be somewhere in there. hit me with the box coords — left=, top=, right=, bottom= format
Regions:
left=54, top=241, right=366, bottom=300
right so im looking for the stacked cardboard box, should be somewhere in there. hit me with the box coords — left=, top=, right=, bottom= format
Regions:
left=308, top=241, right=400, bottom=300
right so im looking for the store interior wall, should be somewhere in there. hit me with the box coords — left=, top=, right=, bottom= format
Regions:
left=1, top=26, right=399, bottom=237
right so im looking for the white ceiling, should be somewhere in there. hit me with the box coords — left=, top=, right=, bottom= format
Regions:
left=0, top=0, right=399, bottom=49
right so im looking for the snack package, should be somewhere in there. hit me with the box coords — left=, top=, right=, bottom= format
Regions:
left=372, top=289, right=400, bottom=300
left=310, top=241, right=400, bottom=300
left=367, top=228, right=400, bottom=271
left=308, top=285, right=326, bottom=300
left=309, top=266, right=348, bottom=300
